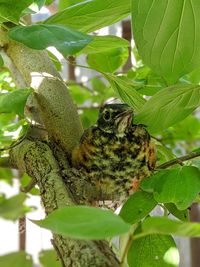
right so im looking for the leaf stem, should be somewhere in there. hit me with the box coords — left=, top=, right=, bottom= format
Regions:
left=157, top=151, right=200, bottom=169
left=120, top=233, right=133, bottom=267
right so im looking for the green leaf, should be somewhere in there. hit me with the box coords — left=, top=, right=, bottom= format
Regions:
left=47, top=50, right=62, bottom=71
left=33, top=0, right=45, bottom=9
left=9, top=25, right=93, bottom=56
left=166, top=115, right=200, bottom=142
left=0, top=168, right=13, bottom=184
left=39, top=250, right=61, bottom=267
left=80, top=35, right=130, bottom=54
left=80, top=109, right=99, bottom=129
left=135, top=84, right=200, bottom=133
left=58, top=0, right=86, bottom=10
left=141, top=166, right=200, bottom=210
left=0, top=54, right=4, bottom=67
left=87, top=47, right=129, bottom=73
left=32, top=206, right=130, bottom=240
left=22, top=1, right=46, bottom=15
left=0, top=251, right=33, bottom=267
left=104, top=74, right=146, bottom=112
left=0, top=193, right=29, bottom=220
left=0, top=88, right=33, bottom=117
left=45, top=0, right=131, bottom=33
left=156, top=144, right=175, bottom=164
left=45, top=0, right=53, bottom=5
left=131, top=0, right=200, bottom=84
left=90, top=77, right=106, bottom=94
left=165, top=203, right=189, bottom=222
left=142, top=216, right=200, bottom=237
left=20, top=173, right=40, bottom=195
left=120, top=191, right=157, bottom=224
left=68, top=84, right=92, bottom=105
left=128, top=234, right=178, bottom=267
left=0, top=0, right=33, bottom=23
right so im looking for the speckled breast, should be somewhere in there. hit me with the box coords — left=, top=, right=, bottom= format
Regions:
left=72, top=124, right=156, bottom=200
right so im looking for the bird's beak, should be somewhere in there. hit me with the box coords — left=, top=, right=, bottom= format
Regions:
left=115, top=109, right=133, bottom=133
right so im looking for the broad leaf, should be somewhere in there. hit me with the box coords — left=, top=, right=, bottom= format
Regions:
left=39, top=250, right=61, bottom=267
left=142, top=217, right=200, bottom=237
left=80, top=35, right=129, bottom=54
left=128, top=234, right=178, bottom=267
left=45, top=0, right=131, bottom=33
left=0, top=0, right=33, bottom=23
left=165, top=203, right=189, bottom=222
left=87, top=47, right=128, bottom=73
left=32, top=206, right=130, bottom=240
left=131, top=0, right=200, bottom=84
left=58, top=0, right=86, bottom=10
left=9, top=25, right=93, bottom=56
left=135, top=84, right=200, bottom=133
left=161, top=115, right=200, bottom=143
left=120, top=191, right=157, bottom=224
left=0, top=252, right=32, bottom=267
left=0, top=88, right=32, bottom=117
left=104, top=74, right=146, bottom=112
left=0, top=193, right=29, bottom=220
left=141, top=166, right=200, bottom=210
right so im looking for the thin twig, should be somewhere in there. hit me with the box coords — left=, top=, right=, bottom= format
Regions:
left=0, top=132, right=28, bottom=152
left=120, top=234, right=133, bottom=267
left=20, top=179, right=37, bottom=193
left=157, top=151, right=200, bottom=169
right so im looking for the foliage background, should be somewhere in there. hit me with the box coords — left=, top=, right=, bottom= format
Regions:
left=0, top=0, right=200, bottom=267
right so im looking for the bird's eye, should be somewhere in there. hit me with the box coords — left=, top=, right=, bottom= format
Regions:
left=103, top=111, right=111, bottom=121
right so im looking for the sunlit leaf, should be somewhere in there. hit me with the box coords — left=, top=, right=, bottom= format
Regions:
left=58, top=0, right=86, bottom=11
left=104, top=74, right=146, bottom=112
left=0, top=193, right=29, bottom=220
left=132, top=0, right=200, bottom=84
left=128, top=234, right=178, bottom=267
left=0, top=0, right=33, bottom=23
left=45, top=0, right=130, bottom=33
left=81, top=35, right=130, bottom=54
left=135, top=84, right=200, bottom=133
left=87, top=47, right=128, bottom=73
left=142, top=217, right=200, bottom=237
left=32, top=206, right=130, bottom=240
left=141, top=166, right=200, bottom=210
left=0, top=88, right=32, bottom=117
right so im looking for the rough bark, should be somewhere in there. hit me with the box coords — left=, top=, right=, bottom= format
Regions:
left=0, top=28, right=120, bottom=267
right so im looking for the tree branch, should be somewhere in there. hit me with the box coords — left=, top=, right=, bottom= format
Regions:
left=10, top=139, right=119, bottom=267
left=0, top=28, right=119, bottom=266
left=157, top=151, right=200, bottom=169
left=1, top=28, right=83, bottom=155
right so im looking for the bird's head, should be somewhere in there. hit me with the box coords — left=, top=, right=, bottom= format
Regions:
left=97, top=103, right=133, bottom=134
